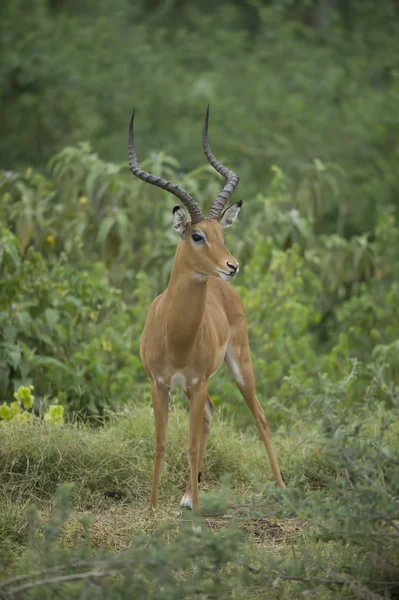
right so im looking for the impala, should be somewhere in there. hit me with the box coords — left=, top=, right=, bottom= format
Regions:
left=128, top=106, right=285, bottom=510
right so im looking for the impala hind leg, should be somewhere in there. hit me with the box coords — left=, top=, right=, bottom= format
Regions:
left=225, top=344, right=285, bottom=488
left=150, top=382, right=170, bottom=508
left=181, top=393, right=215, bottom=509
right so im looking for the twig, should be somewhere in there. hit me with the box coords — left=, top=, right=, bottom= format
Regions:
left=342, top=359, right=358, bottom=386
left=343, top=467, right=355, bottom=489
left=3, top=561, right=399, bottom=598
left=341, top=449, right=375, bottom=486
left=1, top=565, right=75, bottom=590
left=247, top=566, right=399, bottom=589
left=0, top=560, right=105, bottom=591
left=5, top=569, right=119, bottom=597
left=327, top=531, right=399, bottom=539
left=373, top=512, right=399, bottom=532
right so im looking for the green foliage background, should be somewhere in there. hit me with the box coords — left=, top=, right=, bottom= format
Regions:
left=0, top=1, right=399, bottom=598
left=1, top=0, right=399, bottom=424
left=1, top=0, right=399, bottom=235
left=1, top=145, right=398, bottom=421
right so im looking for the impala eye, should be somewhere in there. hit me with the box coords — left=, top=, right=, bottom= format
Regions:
left=191, top=233, right=204, bottom=244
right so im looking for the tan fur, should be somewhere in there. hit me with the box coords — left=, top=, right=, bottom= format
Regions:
left=140, top=218, right=285, bottom=510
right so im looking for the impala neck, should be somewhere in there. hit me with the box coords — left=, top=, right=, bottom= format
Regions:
left=164, top=243, right=207, bottom=355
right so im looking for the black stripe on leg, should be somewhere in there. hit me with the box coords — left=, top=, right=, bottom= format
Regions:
left=198, top=471, right=202, bottom=484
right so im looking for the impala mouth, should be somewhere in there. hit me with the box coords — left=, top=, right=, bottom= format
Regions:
left=219, top=270, right=237, bottom=280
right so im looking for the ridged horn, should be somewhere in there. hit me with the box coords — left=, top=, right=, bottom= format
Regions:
left=128, top=109, right=204, bottom=224
left=202, top=105, right=239, bottom=219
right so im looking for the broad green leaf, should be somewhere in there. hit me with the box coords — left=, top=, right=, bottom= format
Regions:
left=3, top=326, right=17, bottom=344
left=97, top=216, right=116, bottom=247
left=9, top=346, right=21, bottom=370
left=31, top=355, right=70, bottom=373
left=45, top=308, right=59, bottom=330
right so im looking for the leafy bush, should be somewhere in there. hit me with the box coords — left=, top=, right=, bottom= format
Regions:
left=0, top=224, right=149, bottom=414
left=1, top=147, right=399, bottom=418
left=1, top=1, right=399, bottom=237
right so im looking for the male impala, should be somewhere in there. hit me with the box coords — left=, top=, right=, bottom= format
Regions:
left=129, top=106, right=285, bottom=510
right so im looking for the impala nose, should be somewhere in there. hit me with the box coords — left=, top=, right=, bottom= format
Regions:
left=226, top=261, right=239, bottom=275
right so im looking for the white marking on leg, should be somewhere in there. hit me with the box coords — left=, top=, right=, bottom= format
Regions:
left=191, top=377, right=199, bottom=385
left=180, top=493, right=193, bottom=509
left=225, top=349, right=245, bottom=387
left=170, top=372, right=187, bottom=391
left=157, top=376, right=164, bottom=384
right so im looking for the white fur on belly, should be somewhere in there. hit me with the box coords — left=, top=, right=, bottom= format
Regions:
left=170, top=372, right=187, bottom=391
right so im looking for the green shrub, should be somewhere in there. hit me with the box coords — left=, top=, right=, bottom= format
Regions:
left=2, top=153, right=399, bottom=418
left=0, top=385, right=64, bottom=424
left=0, top=226, right=149, bottom=414
left=2, top=1, right=399, bottom=237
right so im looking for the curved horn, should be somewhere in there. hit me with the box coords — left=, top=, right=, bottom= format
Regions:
left=202, top=105, right=239, bottom=219
left=128, top=109, right=204, bottom=224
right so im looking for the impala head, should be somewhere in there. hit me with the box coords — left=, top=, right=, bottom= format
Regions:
left=128, top=105, right=241, bottom=280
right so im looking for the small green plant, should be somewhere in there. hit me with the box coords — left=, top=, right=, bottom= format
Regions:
left=43, top=404, right=65, bottom=425
left=0, top=386, right=64, bottom=425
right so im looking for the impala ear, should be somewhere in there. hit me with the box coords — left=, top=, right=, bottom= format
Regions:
left=219, top=201, right=242, bottom=229
left=172, top=205, right=188, bottom=239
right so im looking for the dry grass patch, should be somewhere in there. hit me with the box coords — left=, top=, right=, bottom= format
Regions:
left=53, top=501, right=305, bottom=564
left=0, top=405, right=290, bottom=511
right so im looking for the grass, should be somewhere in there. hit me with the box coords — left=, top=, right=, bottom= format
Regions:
left=0, top=404, right=287, bottom=553
left=0, top=403, right=398, bottom=598
left=0, top=404, right=285, bottom=509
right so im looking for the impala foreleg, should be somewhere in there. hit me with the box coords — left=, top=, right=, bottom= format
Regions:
left=150, top=382, right=169, bottom=508
left=225, top=346, right=285, bottom=488
left=181, top=393, right=214, bottom=509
